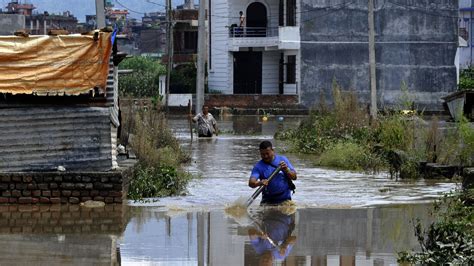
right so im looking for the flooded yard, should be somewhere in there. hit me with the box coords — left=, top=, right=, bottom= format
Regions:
left=0, top=115, right=459, bottom=265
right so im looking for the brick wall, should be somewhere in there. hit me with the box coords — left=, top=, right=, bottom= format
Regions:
left=0, top=172, right=125, bottom=204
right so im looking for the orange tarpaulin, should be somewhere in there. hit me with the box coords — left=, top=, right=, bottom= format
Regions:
left=0, top=32, right=112, bottom=95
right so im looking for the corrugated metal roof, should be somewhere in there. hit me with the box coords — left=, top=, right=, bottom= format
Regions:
left=0, top=107, right=113, bottom=172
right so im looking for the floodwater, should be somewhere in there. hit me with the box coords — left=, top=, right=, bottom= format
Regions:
left=0, top=115, right=459, bottom=265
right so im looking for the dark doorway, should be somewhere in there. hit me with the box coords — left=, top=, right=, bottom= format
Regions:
left=233, top=51, right=262, bottom=94
left=246, top=3, right=267, bottom=37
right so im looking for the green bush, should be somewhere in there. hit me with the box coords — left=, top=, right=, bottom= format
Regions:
left=128, top=164, right=191, bottom=200
left=398, top=190, right=474, bottom=265
left=170, top=63, right=197, bottom=93
left=319, top=141, right=385, bottom=172
left=377, top=115, right=414, bottom=151
left=459, top=67, right=474, bottom=91
left=118, top=56, right=166, bottom=97
left=121, top=102, right=192, bottom=201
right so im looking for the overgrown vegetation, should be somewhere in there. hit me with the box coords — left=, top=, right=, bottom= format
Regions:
left=118, top=56, right=166, bottom=97
left=170, top=63, right=196, bottom=94
left=459, top=67, right=474, bottom=91
left=398, top=189, right=474, bottom=265
left=275, top=80, right=474, bottom=178
left=121, top=100, right=191, bottom=201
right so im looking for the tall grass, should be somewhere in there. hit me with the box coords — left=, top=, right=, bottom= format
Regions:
left=276, top=81, right=474, bottom=177
left=121, top=99, right=191, bottom=201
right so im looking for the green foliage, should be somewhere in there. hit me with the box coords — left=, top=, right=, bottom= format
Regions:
left=121, top=101, right=191, bottom=201
left=398, top=81, right=415, bottom=110
left=398, top=190, right=474, bottom=265
left=377, top=114, right=414, bottom=151
left=459, top=67, right=474, bottom=91
left=170, top=64, right=196, bottom=93
left=318, top=141, right=385, bottom=172
left=118, top=56, right=166, bottom=97
left=458, top=116, right=474, bottom=166
left=128, top=164, right=191, bottom=200
left=276, top=80, right=473, bottom=176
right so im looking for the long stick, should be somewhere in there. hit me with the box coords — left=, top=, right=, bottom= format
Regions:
left=188, top=99, right=193, bottom=141
left=246, top=166, right=282, bottom=207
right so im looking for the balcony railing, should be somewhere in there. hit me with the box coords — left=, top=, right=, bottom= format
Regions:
left=229, top=27, right=279, bottom=38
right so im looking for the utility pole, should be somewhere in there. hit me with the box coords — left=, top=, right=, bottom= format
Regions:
left=165, top=0, right=174, bottom=111
left=195, top=0, right=206, bottom=115
left=368, top=0, right=377, bottom=120
left=95, top=0, right=106, bottom=28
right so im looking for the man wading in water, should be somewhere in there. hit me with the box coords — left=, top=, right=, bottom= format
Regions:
left=249, top=141, right=297, bottom=205
left=190, top=105, right=218, bottom=137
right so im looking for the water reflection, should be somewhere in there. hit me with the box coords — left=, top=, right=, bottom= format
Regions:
left=118, top=204, right=432, bottom=265
left=0, top=204, right=124, bottom=265
left=246, top=208, right=297, bottom=265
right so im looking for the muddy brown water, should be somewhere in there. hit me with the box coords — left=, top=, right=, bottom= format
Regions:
left=0, top=115, right=458, bottom=265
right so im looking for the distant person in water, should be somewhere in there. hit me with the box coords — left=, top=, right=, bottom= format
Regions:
left=249, top=141, right=297, bottom=205
left=248, top=208, right=297, bottom=264
left=190, top=105, right=218, bottom=137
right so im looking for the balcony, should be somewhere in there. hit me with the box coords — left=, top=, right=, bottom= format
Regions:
left=228, top=26, right=300, bottom=51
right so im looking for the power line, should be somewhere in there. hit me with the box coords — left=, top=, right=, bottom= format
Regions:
left=114, top=0, right=146, bottom=14
left=386, top=0, right=458, bottom=20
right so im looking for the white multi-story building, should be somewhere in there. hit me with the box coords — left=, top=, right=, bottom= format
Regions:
left=208, top=0, right=301, bottom=96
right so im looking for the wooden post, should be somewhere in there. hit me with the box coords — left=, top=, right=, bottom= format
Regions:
left=188, top=99, right=193, bottom=141
left=165, top=0, right=173, bottom=112
left=368, top=0, right=377, bottom=120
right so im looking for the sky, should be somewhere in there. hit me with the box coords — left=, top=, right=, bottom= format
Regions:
left=0, top=0, right=184, bottom=22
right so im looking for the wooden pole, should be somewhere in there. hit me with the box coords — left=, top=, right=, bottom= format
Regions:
left=165, top=0, right=174, bottom=112
left=188, top=99, right=193, bottom=141
left=368, top=0, right=377, bottom=120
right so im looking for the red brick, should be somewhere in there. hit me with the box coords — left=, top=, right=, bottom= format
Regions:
left=93, top=196, right=104, bottom=202
left=9, top=198, right=17, bottom=203
left=109, top=191, right=122, bottom=197
left=18, top=197, right=32, bottom=204
left=0, top=197, right=9, bottom=204
left=31, top=198, right=39, bottom=204
left=50, top=198, right=61, bottom=204
left=105, top=197, right=114, bottom=203
left=27, top=184, right=37, bottom=190
left=11, top=190, right=21, bottom=197
left=81, top=197, right=92, bottom=202
left=2, top=191, right=11, bottom=197
left=39, top=197, right=50, bottom=204
left=42, top=191, right=51, bottom=197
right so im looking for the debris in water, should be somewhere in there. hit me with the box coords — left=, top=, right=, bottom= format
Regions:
left=80, top=200, right=105, bottom=208
left=224, top=197, right=253, bottom=226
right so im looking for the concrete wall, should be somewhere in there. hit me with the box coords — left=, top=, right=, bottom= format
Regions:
left=300, top=0, right=458, bottom=111
left=0, top=14, right=25, bottom=35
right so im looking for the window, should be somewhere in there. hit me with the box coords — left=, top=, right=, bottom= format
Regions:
left=286, top=0, right=296, bottom=26
left=184, top=31, right=198, bottom=52
left=286, top=55, right=296, bottom=84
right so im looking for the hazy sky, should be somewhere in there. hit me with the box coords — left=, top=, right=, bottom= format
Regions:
left=0, top=0, right=182, bottom=22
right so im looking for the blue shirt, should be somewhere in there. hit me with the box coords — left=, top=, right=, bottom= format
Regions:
left=250, top=154, right=295, bottom=204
